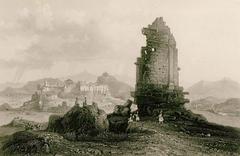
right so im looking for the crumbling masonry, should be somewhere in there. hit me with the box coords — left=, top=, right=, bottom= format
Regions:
left=134, top=17, right=188, bottom=118
left=136, top=17, right=179, bottom=88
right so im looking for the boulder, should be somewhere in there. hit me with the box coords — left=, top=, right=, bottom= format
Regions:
left=95, top=109, right=109, bottom=131
left=113, top=99, right=132, bottom=116
left=107, top=114, right=129, bottom=133
left=60, top=105, right=96, bottom=135
left=47, top=103, right=108, bottom=138
left=107, top=99, right=132, bottom=133
left=85, top=102, right=109, bottom=131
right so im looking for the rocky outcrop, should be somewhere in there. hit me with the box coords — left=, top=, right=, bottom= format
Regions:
left=47, top=102, right=109, bottom=140
left=85, top=102, right=109, bottom=131
left=107, top=99, right=132, bottom=133
left=47, top=105, right=96, bottom=135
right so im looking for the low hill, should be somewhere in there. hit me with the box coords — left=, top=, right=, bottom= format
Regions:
left=187, top=78, right=240, bottom=100
left=187, top=96, right=225, bottom=111
left=0, top=103, right=12, bottom=111
left=214, top=98, right=240, bottom=115
left=97, top=72, right=134, bottom=100
left=188, top=97, right=240, bottom=116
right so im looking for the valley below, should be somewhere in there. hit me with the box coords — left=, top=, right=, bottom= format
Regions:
left=191, top=110, right=240, bottom=129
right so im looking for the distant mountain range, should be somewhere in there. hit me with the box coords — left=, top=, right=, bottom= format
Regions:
left=187, top=78, right=240, bottom=100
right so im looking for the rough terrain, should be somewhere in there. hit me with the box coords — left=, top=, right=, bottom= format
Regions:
left=0, top=121, right=239, bottom=156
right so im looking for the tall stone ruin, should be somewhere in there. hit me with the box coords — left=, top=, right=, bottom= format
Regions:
left=134, top=17, right=188, bottom=118
left=136, top=17, right=179, bottom=88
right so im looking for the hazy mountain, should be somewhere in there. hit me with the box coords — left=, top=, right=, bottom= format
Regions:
left=0, top=78, right=63, bottom=96
left=113, top=74, right=135, bottom=87
left=97, top=72, right=134, bottom=100
left=0, top=82, right=24, bottom=91
left=62, top=71, right=97, bottom=82
left=187, top=78, right=240, bottom=100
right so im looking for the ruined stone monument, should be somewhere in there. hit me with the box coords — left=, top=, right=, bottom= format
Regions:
left=136, top=17, right=179, bottom=88
left=134, top=17, right=188, bottom=118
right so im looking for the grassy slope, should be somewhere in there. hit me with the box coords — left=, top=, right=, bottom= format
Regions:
left=0, top=126, right=24, bottom=155
left=0, top=121, right=240, bottom=156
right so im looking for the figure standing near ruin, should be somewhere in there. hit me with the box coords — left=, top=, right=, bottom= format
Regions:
left=128, top=115, right=133, bottom=123
left=135, top=113, right=140, bottom=122
left=82, top=96, right=87, bottom=107
left=75, top=97, right=79, bottom=106
left=158, top=111, right=164, bottom=124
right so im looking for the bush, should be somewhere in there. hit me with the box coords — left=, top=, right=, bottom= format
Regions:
left=2, top=131, right=48, bottom=155
left=61, top=105, right=96, bottom=134
left=47, top=105, right=96, bottom=136
left=47, top=115, right=63, bottom=133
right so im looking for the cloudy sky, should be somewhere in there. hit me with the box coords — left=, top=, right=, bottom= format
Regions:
left=0, top=0, right=240, bottom=87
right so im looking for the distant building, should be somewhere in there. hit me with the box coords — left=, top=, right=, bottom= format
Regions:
left=38, top=80, right=110, bottom=97
left=64, top=79, right=75, bottom=93
left=77, top=81, right=109, bottom=96
left=40, top=80, right=64, bottom=93
left=27, top=79, right=111, bottom=111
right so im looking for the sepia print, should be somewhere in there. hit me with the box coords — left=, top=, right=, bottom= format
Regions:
left=0, top=0, right=240, bottom=155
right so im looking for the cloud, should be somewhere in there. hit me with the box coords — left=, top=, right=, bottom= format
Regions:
left=0, top=3, right=111, bottom=81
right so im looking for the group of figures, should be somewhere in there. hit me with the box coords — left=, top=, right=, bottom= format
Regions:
left=128, top=109, right=164, bottom=124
